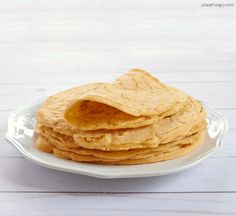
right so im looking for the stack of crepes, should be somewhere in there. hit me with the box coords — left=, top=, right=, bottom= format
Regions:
left=35, top=69, right=206, bottom=165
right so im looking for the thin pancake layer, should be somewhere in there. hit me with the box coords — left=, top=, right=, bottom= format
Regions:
left=36, top=129, right=204, bottom=161
left=36, top=83, right=205, bottom=150
left=37, top=115, right=206, bottom=153
left=36, top=81, right=187, bottom=136
left=64, top=69, right=189, bottom=130
left=35, top=68, right=207, bottom=165
left=37, top=96, right=205, bottom=151
left=37, top=128, right=203, bottom=164
left=50, top=134, right=203, bottom=165
left=72, top=97, right=206, bottom=150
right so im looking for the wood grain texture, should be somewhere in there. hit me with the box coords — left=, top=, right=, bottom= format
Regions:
left=0, top=0, right=236, bottom=215
left=0, top=193, right=236, bottom=216
left=1, top=157, right=236, bottom=193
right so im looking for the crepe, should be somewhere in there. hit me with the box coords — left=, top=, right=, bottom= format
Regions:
left=36, top=97, right=205, bottom=151
left=72, top=97, right=205, bottom=150
left=36, top=129, right=204, bottom=165
left=37, top=121, right=206, bottom=151
left=35, top=68, right=207, bottom=165
left=36, top=128, right=205, bottom=164
left=53, top=140, right=202, bottom=165
left=64, top=69, right=189, bottom=130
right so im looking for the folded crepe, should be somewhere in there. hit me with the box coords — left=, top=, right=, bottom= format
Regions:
left=64, top=69, right=189, bottom=130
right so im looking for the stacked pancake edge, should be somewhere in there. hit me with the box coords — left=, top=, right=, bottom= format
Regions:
left=35, top=69, right=206, bottom=165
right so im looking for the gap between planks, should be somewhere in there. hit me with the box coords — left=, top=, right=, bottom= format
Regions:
left=0, top=191, right=236, bottom=194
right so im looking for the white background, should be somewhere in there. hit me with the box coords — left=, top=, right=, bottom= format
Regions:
left=0, top=0, right=236, bottom=215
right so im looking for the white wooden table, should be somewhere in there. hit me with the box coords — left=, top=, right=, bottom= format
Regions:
left=0, top=0, right=236, bottom=215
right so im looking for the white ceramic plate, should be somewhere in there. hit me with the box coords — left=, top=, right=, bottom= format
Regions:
left=5, top=97, right=228, bottom=179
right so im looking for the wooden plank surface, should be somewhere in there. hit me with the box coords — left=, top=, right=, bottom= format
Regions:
left=0, top=193, right=236, bottom=216
left=0, top=0, right=236, bottom=215
left=0, top=157, right=236, bottom=193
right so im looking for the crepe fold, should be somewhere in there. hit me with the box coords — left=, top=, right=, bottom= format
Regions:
left=35, top=69, right=207, bottom=165
left=64, top=69, right=189, bottom=130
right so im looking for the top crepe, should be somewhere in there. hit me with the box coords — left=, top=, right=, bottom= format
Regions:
left=64, top=68, right=189, bottom=130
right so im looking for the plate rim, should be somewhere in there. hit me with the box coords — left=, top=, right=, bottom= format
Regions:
left=5, top=97, right=229, bottom=179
